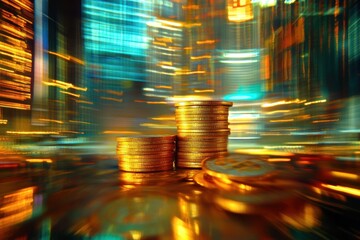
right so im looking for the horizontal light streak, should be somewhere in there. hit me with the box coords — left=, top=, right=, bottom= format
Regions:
left=43, top=79, right=87, bottom=91
left=304, top=99, right=327, bottom=105
left=0, top=101, right=30, bottom=110
left=220, top=60, right=258, bottom=64
left=39, top=118, right=64, bottom=124
left=60, top=91, right=80, bottom=98
left=262, top=99, right=306, bottom=108
left=322, top=184, right=360, bottom=197
left=270, top=119, right=295, bottom=123
left=25, top=158, right=53, bottom=163
left=103, top=130, right=140, bottom=134
left=6, top=131, right=60, bottom=135
left=223, top=52, right=258, bottom=58
left=330, top=171, right=359, bottom=180
left=193, top=89, right=214, bottom=93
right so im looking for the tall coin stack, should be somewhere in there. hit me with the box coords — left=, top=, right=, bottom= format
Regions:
left=175, top=101, right=233, bottom=168
left=116, top=135, right=176, bottom=172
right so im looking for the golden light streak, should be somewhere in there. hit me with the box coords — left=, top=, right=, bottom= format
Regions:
left=146, top=101, right=168, bottom=104
left=60, top=91, right=80, bottom=98
left=193, top=89, right=214, bottom=93
left=270, top=119, right=294, bottom=123
left=196, top=40, right=215, bottom=45
left=321, top=184, right=360, bottom=197
left=190, top=55, right=211, bottom=60
left=39, top=118, right=64, bottom=124
left=6, top=131, right=60, bottom=135
left=264, top=110, right=291, bottom=114
left=100, top=97, right=122, bottom=102
left=13, top=0, right=33, bottom=12
left=304, top=99, right=327, bottom=106
left=267, top=158, right=292, bottom=162
left=103, top=130, right=140, bottom=135
left=157, top=61, right=173, bottom=66
left=151, top=116, right=175, bottom=121
left=25, top=159, right=53, bottom=163
left=158, top=19, right=183, bottom=27
left=330, top=171, right=359, bottom=180
left=174, top=70, right=206, bottom=75
left=155, top=85, right=172, bottom=89
left=0, top=101, right=30, bottom=110
left=153, top=41, right=167, bottom=47
left=312, top=119, right=339, bottom=123
left=0, top=66, right=14, bottom=73
left=75, top=100, right=93, bottom=104
left=262, top=99, right=306, bottom=108
left=43, top=79, right=87, bottom=91
left=47, top=51, right=84, bottom=65
left=155, top=37, right=172, bottom=43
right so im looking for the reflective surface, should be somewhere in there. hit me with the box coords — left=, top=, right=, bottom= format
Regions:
left=1, top=142, right=360, bottom=239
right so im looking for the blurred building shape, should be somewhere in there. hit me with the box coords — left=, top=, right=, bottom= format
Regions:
left=82, top=0, right=154, bottom=134
left=32, top=0, right=84, bottom=136
left=348, top=0, right=360, bottom=97
left=145, top=0, right=217, bottom=101
left=214, top=1, right=265, bottom=139
left=0, top=0, right=33, bottom=132
left=216, top=0, right=264, bottom=102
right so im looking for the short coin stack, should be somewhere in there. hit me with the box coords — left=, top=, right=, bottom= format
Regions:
left=175, top=100, right=233, bottom=168
left=116, top=135, right=176, bottom=172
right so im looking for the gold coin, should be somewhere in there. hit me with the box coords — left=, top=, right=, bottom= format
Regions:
left=193, top=172, right=219, bottom=189
left=177, top=136, right=229, bottom=142
left=119, top=165, right=174, bottom=172
left=176, top=123, right=229, bottom=130
left=178, top=146, right=228, bottom=153
left=116, top=142, right=174, bottom=149
left=116, top=147, right=174, bottom=155
left=177, top=128, right=230, bottom=133
left=118, top=161, right=173, bottom=168
left=117, top=151, right=174, bottom=157
left=175, top=115, right=229, bottom=121
left=176, top=105, right=230, bottom=110
left=175, top=101, right=233, bottom=107
left=175, top=110, right=229, bottom=115
left=202, top=154, right=277, bottom=181
left=116, top=135, right=176, bottom=143
left=175, top=115, right=229, bottom=120
left=118, top=158, right=173, bottom=164
left=177, top=141, right=228, bottom=148
left=176, top=120, right=229, bottom=124
left=177, top=151, right=228, bottom=157
left=176, top=162, right=202, bottom=169
left=117, top=154, right=174, bottom=161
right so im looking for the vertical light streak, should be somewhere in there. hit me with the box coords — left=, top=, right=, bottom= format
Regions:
left=32, top=0, right=49, bottom=125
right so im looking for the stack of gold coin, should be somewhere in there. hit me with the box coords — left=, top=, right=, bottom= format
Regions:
left=116, top=135, right=175, bottom=172
left=175, top=101, right=233, bottom=168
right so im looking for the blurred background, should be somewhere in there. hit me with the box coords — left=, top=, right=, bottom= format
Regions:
left=1, top=1, right=360, bottom=239
left=0, top=0, right=359, bottom=157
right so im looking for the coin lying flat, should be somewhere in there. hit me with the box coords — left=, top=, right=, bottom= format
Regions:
left=202, top=154, right=277, bottom=181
